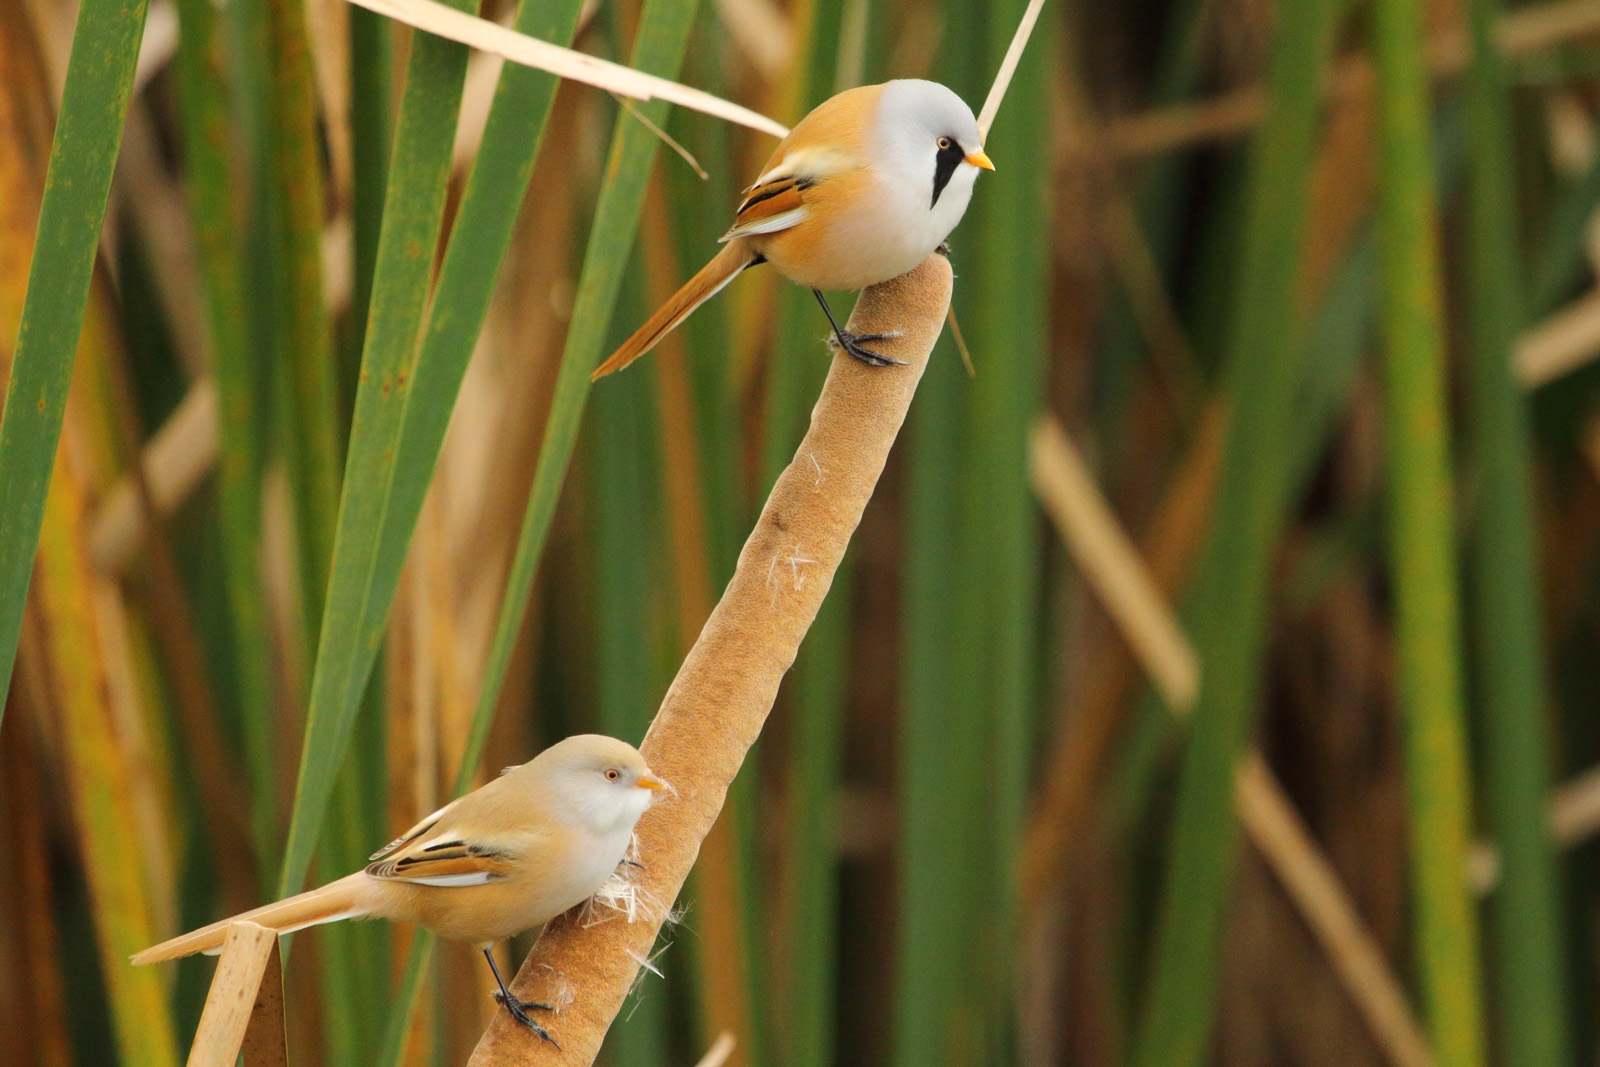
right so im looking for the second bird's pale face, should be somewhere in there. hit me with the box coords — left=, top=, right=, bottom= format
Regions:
left=547, top=739, right=667, bottom=838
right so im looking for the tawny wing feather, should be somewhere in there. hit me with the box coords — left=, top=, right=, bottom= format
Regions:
left=365, top=786, right=545, bottom=887
left=721, top=175, right=812, bottom=241
left=593, top=84, right=883, bottom=379
left=369, top=798, right=459, bottom=862
left=365, top=833, right=523, bottom=886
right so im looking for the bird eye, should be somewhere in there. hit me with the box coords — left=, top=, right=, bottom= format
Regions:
left=937, top=136, right=952, bottom=150
left=605, top=768, right=621, bottom=781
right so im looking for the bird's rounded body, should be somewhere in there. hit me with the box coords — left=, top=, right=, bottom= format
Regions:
left=359, top=766, right=642, bottom=943
left=373, top=832, right=628, bottom=943
left=131, top=735, right=663, bottom=964
left=591, top=79, right=991, bottom=380
left=743, top=82, right=979, bottom=290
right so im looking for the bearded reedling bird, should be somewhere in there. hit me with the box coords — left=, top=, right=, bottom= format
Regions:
left=590, top=78, right=993, bottom=380
left=133, top=734, right=667, bottom=1045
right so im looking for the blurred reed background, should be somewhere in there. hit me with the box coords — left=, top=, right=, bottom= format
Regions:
left=2, top=0, right=1600, bottom=1063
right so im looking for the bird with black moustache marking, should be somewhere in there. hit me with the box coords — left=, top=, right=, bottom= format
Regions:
left=591, top=78, right=993, bottom=380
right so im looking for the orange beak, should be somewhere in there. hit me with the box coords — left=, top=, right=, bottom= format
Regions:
left=965, top=149, right=995, bottom=171
left=637, top=774, right=667, bottom=792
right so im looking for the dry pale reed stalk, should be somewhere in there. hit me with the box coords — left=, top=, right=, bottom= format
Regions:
left=467, top=253, right=953, bottom=1066
left=1514, top=288, right=1600, bottom=386
left=1234, top=755, right=1435, bottom=1067
left=338, top=0, right=789, bottom=137
left=1028, top=415, right=1199, bottom=710
left=976, top=0, right=1047, bottom=142
left=691, top=1033, right=738, bottom=1067
left=184, top=921, right=286, bottom=1067
left=1025, top=414, right=1433, bottom=1067
left=90, top=376, right=218, bottom=574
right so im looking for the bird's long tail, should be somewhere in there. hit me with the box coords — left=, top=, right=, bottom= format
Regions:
left=131, top=873, right=372, bottom=965
left=590, top=240, right=759, bottom=381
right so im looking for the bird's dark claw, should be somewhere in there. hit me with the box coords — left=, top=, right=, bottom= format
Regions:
left=494, top=991, right=560, bottom=1047
left=483, top=945, right=559, bottom=1047
left=828, top=330, right=906, bottom=368
left=812, top=288, right=905, bottom=368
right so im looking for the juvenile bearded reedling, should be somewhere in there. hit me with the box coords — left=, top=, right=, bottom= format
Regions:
left=590, top=78, right=993, bottom=380
left=133, top=734, right=668, bottom=1046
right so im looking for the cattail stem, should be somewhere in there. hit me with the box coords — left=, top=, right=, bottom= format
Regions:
left=467, top=253, right=953, bottom=1066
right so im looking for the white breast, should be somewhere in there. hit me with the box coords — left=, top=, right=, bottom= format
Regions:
left=786, top=165, right=972, bottom=291
left=803, top=84, right=980, bottom=290
left=549, top=823, right=636, bottom=914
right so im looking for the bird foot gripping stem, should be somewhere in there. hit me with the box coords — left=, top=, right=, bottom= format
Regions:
left=813, top=288, right=907, bottom=368
left=484, top=946, right=560, bottom=1048
left=493, top=990, right=561, bottom=1048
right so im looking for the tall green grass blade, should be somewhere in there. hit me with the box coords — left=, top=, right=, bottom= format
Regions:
left=1373, top=0, right=1486, bottom=1061
left=268, top=0, right=342, bottom=629
left=896, top=4, right=1047, bottom=1063
left=968, top=2, right=1048, bottom=1054
left=342, top=8, right=393, bottom=397
left=896, top=6, right=985, bottom=1063
left=1128, top=2, right=1346, bottom=1064
left=1461, top=0, right=1568, bottom=1061
left=171, top=0, right=276, bottom=867
left=0, top=0, right=150, bottom=716
left=370, top=0, right=586, bottom=719
left=783, top=567, right=850, bottom=1067
left=277, top=4, right=479, bottom=901
left=376, top=932, right=435, bottom=1067
left=279, top=0, right=585, bottom=906
left=354, top=0, right=595, bottom=1050
left=258, top=24, right=356, bottom=1026
left=590, top=350, right=668, bottom=1062
left=1465, top=0, right=1561, bottom=1062
left=464, top=0, right=706, bottom=777
left=320, top=687, right=391, bottom=1066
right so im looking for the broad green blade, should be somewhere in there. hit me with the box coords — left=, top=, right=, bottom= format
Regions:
left=896, top=5, right=986, bottom=1063
left=1128, top=2, right=1347, bottom=1064
left=278, top=0, right=586, bottom=907
left=782, top=568, right=850, bottom=1067
left=277, top=2, right=480, bottom=901
left=171, top=0, right=277, bottom=865
left=1373, top=0, right=1487, bottom=1060
left=1461, top=0, right=1572, bottom=1061
left=369, top=0, right=588, bottom=742
left=967, top=1, right=1049, bottom=1056
left=267, top=0, right=342, bottom=636
left=896, top=3, right=1047, bottom=1063
left=590, top=341, right=667, bottom=1062
left=0, top=0, right=150, bottom=718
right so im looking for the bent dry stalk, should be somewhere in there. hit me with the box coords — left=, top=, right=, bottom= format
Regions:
left=467, top=254, right=954, bottom=1066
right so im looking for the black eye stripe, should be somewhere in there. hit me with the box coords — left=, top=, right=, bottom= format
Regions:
left=931, top=138, right=965, bottom=209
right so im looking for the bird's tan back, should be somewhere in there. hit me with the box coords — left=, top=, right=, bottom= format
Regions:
left=750, top=83, right=884, bottom=184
